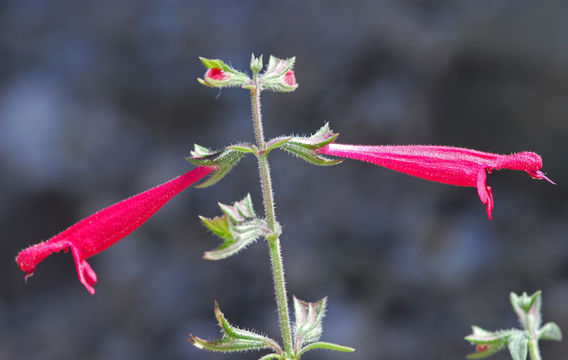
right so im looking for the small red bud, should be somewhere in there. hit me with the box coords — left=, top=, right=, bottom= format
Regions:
left=284, top=71, right=296, bottom=86
left=476, top=344, right=489, bottom=352
left=206, top=68, right=228, bottom=81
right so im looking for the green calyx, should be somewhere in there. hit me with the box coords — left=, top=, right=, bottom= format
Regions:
left=280, top=123, right=342, bottom=166
left=199, top=194, right=280, bottom=260
left=198, top=57, right=251, bottom=88
left=187, top=144, right=250, bottom=188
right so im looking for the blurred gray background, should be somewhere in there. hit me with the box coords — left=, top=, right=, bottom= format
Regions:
left=2, top=1, right=568, bottom=359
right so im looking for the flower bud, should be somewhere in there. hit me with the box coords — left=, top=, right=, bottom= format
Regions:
left=250, top=53, right=263, bottom=73
left=198, top=57, right=250, bottom=88
left=259, top=55, right=298, bottom=92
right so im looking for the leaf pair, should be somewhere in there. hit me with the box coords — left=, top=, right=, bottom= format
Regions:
left=190, top=297, right=354, bottom=359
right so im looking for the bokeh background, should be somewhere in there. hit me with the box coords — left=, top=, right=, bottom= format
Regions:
left=2, top=1, right=567, bottom=359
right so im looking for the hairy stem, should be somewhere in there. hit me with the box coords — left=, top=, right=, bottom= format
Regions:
left=528, top=338, right=541, bottom=360
left=526, top=315, right=541, bottom=360
left=250, top=77, right=294, bottom=357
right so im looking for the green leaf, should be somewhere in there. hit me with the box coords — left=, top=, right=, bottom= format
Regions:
left=280, top=123, right=343, bottom=166
left=230, top=143, right=257, bottom=154
left=187, top=144, right=248, bottom=188
left=507, top=331, right=528, bottom=360
left=265, top=137, right=292, bottom=154
left=539, top=322, right=562, bottom=341
left=191, top=144, right=217, bottom=157
left=258, top=354, right=281, bottom=360
left=291, top=123, right=339, bottom=149
left=200, top=194, right=275, bottom=260
left=189, top=335, right=269, bottom=352
left=296, top=341, right=355, bottom=358
left=465, top=326, right=512, bottom=359
left=281, top=143, right=342, bottom=166
left=189, top=301, right=281, bottom=354
left=293, top=296, right=327, bottom=351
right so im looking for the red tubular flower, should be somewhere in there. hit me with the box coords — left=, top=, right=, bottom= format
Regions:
left=16, top=166, right=215, bottom=294
left=318, top=143, right=553, bottom=219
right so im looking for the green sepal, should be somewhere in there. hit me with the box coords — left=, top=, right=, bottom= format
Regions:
left=539, top=322, right=562, bottom=341
left=258, top=354, right=281, bottom=360
left=200, top=194, right=278, bottom=260
left=296, top=341, right=355, bottom=358
left=259, top=55, right=297, bottom=92
left=290, top=123, right=339, bottom=149
left=189, top=301, right=281, bottom=354
left=189, top=335, right=269, bottom=353
left=187, top=144, right=247, bottom=188
left=229, top=143, right=257, bottom=154
left=507, top=331, right=528, bottom=360
left=198, top=57, right=251, bottom=88
left=465, top=326, right=512, bottom=359
left=293, top=296, right=327, bottom=351
left=281, top=124, right=342, bottom=166
left=264, top=137, right=291, bottom=154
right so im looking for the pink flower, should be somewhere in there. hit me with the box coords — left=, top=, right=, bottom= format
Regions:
left=284, top=71, right=296, bottom=86
left=318, top=144, right=553, bottom=219
left=205, top=68, right=228, bottom=81
left=16, top=166, right=215, bottom=294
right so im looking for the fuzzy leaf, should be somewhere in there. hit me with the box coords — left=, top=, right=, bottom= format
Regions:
left=507, top=331, right=528, bottom=360
left=187, top=144, right=248, bottom=188
left=189, top=335, right=269, bottom=352
left=281, top=143, right=342, bottom=166
left=265, top=137, right=291, bottom=154
left=280, top=123, right=342, bottom=166
left=297, top=341, right=355, bottom=357
left=290, top=123, right=339, bottom=149
left=200, top=194, right=275, bottom=260
left=257, top=354, right=281, bottom=360
left=229, top=143, right=257, bottom=154
left=189, top=301, right=281, bottom=354
left=539, top=322, right=562, bottom=341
